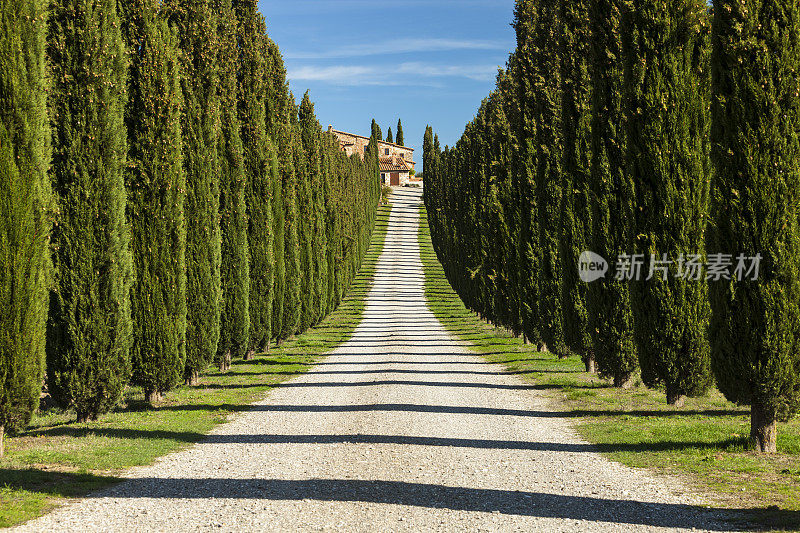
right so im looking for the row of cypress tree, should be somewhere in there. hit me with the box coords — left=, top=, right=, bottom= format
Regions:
left=384, top=119, right=405, bottom=146
left=0, top=0, right=380, bottom=454
left=372, top=119, right=405, bottom=147
left=423, top=0, right=800, bottom=453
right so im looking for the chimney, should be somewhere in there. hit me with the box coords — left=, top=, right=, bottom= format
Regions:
left=328, top=125, right=333, bottom=133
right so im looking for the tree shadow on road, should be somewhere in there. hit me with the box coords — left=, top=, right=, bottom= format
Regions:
left=4, top=473, right=777, bottom=531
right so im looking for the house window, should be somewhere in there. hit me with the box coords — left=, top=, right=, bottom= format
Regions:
left=381, top=173, right=386, bottom=184
left=384, top=148, right=390, bottom=156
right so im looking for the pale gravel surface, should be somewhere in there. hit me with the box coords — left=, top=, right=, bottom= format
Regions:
left=16, top=188, right=739, bottom=532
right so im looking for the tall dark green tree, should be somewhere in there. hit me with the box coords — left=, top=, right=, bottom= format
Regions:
left=528, top=0, right=567, bottom=357
left=0, top=0, right=52, bottom=454
left=264, top=36, right=287, bottom=344
left=123, top=0, right=187, bottom=403
left=396, top=119, right=405, bottom=146
left=279, top=120, right=301, bottom=340
left=423, top=127, right=434, bottom=192
left=215, top=0, right=248, bottom=372
left=498, top=55, right=526, bottom=339
left=510, top=1, right=543, bottom=349
left=321, top=133, right=338, bottom=311
left=270, top=141, right=285, bottom=343
left=264, top=36, right=288, bottom=135
left=386, top=127, right=393, bottom=144
left=625, top=0, right=712, bottom=406
left=559, top=0, right=594, bottom=371
left=47, top=0, right=134, bottom=421
left=371, top=119, right=382, bottom=142
left=296, top=93, right=315, bottom=332
left=164, top=0, right=222, bottom=385
left=298, top=96, right=329, bottom=322
left=236, top=0, right=273, bottom=356
left=585, top=0, right=638, bottom=387
left=709, top=0, right=800, bottom=452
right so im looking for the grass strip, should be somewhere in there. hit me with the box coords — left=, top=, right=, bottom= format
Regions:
left=0, top=205, right=392, bottom=529
left=417, top=204, right=800, bottom=532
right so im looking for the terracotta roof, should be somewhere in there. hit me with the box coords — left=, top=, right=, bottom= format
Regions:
left=331, top=129, right=414, bottom=152
left=379, top=155, right=412, bottom=172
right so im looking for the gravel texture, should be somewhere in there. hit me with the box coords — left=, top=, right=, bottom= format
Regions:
left=16, top=188, right=737, bottom=532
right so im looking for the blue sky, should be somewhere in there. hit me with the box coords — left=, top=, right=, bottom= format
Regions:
left=257, top=0, right=517, bottom=171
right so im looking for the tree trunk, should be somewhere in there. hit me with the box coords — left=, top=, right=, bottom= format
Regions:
left=750, top=401, right=777, bottom=453
left=584, top=351, right=596, bottom=373
left=538, top=342, right=549, bottom=353
left=185, top=370, right=200, bottom=387
left=146, top=389, right=162, bottom=405
left=0, top=425, right=4, bottom=458
left=263, top=340, right=270, bottom=354
left=243, top=349, right=255, bottom=361
left=523, top=334, right=530, bottom=345
left=219, top=351, right=231, bottom=372
left=76, top=412, right=89, bottom=424
left=613, top=371, right=633, bottom=389
left=666, top=386, right=686, bottom=408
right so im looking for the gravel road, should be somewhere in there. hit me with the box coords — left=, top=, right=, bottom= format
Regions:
left=16, top=188, right=738, bottom=532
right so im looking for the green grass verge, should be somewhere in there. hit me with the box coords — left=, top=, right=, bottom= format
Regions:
left=0, top=205, right=392, bottom=529
left=417, top=205, right=800, bottom=532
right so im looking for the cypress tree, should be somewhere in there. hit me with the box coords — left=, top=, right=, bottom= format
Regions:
left=560, top=0, right=594, bottom=370
left=488, top=79, right=518, bottom=334
left=327, top=148, right=343, bottom=306
left=0, top=0, right=52, bottom=454
left=709, top=0, right=800, bottom=452
left=279, top=119, right=301, bottom=341
left=236, top=0, right=273, bottom=356
left=321, top=133, right=337, bottom=313
left=269, top=142, right=284, bottom=343
left=499, top=55, right=526, bottom=339
left=625, top=0, right=712, bottom=406
left=396, top=119, right=404, bottom=146
left=264, top=36, right=287, bottom=343
left=528, top=0, right=567, bottom=357
left=164, top=0, right=223, bottom=386
left=123, top=0, right=187, bottom=402
left=586, top=0, right=638, bottom=387
left=296, top=93, right=315, bottom=332
left=423, top=126, right=434, bottom=199
left=478, top=96, right=505, bottom=326
left=47, top=0, right=133, bottom=421
left=264, top=36, right=288, bottom=135
left=215, top=0, right=248, bottom=372
left=298, top=97, right=329, bottom=322
left=510, top=1, right=543, bottom=349
left=371, top=119, right=382, bottom=142
left=386, top=127, right=393, bottom=144
left=460, top=120, right=482, bottom=316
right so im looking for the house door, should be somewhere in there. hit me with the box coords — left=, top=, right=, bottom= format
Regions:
left=390, top=172, right=400, bottom=186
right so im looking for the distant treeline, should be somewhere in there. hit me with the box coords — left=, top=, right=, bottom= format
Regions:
left=0, top=0, right=380, bottom=450
left=423, top=0, right=800, bottom=453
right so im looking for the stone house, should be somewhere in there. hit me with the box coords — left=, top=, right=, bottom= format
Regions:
left=329, top=127, right=416, bottom=186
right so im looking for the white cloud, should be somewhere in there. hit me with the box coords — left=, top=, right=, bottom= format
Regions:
left=287, top=62, right=500, bottom=87
left=397, top=62, right=499, bottom=81
left=284, top=38, right=508, bottom=60
left=288, top=65, right=376, bottom=83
